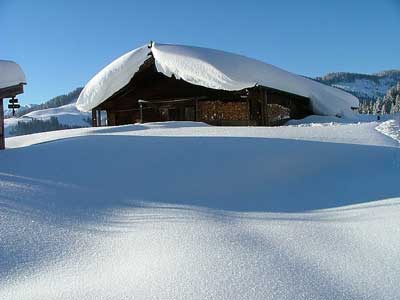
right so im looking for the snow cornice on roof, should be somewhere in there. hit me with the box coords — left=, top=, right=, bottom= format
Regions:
left=0, top=60, right=27, bottom=91
left=76, top=42, right=359, bottom=117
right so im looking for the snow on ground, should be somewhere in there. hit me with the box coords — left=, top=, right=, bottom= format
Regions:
left=376, top=119, right=400, bottom=143
left=286, top=113, right=400, bottom=126
left=0, top=120, right=399, bottom=300
left=3, top=102, right=91, bottom=136
left=6, top=118, right=399, bottom=149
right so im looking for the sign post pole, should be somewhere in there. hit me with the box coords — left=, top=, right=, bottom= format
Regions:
left=0, top=98, right=5, bottom=150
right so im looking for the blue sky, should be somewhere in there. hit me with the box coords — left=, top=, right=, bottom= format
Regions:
left=1, top=0, right=399, bottom=105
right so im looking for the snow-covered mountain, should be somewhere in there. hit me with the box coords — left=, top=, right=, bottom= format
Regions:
left=22, top=102, right=90, bottom=126
left=3, top=87, right=90, bottom=137
left=4, top=101, right=91, bottom=136
left=316, top=70, right=400, bottom=101
left=4, top=87, right=83, bottom=118
left=1, top=120, right=399, bottom=300
left=4, top=103, right=39, bottom=118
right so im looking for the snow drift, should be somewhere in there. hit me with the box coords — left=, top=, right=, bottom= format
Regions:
left=76, top=42, right=359, bottom=117
left=1, top=120, right=399, bottom=300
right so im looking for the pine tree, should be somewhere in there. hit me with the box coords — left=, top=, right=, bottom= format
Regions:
left=358, top=81, right=400, bottom=115
left=391, top=95, right=400, bottom=114
left=381, top=97, right=392, bottom=114
left=373, top=98, right=383, bottom=114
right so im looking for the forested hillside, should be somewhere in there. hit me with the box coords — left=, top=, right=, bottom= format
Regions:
left=359, top=82, right=400, bottom=114
left=316, top=70, right=400, bottom=102
left=5, top=87, right=83, bottom=117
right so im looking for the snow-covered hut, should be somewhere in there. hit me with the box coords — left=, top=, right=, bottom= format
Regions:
left=76, top=42, right=359, bottom=127
left=0, top=60, right=26, bottom=149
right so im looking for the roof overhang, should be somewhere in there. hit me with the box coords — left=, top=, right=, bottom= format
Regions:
left=0, top=83, right=25, bottom=99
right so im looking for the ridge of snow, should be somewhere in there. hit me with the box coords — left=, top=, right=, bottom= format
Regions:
left=0, top=60, right=26, bottom=89
left=24, top=102, right=83, bottom=118
left=375, top=119, right=400, bottom=144
left=76, top=42, right=359, bottom=117
left=5, top=119, right=399, bottom=149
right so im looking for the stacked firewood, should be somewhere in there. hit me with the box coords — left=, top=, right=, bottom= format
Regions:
left=199, top=101, right=248, bottom=121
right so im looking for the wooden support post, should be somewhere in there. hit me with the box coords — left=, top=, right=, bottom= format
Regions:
left=246, top=98, right=250, bottom=126
left=107, top=111, right=115, bottom=126
left=195, top=98, right=199, bottom=121
left=0, top=98, right=4, bottom=150
left=264, top=90, right=269, bottom=126
left=139, top=103, right=143, bottom=123
left=97, top=109, right=102, bottom=127
left=259, top=89, right=266, bottom=126
left=92, top=109, right=97, bottom=127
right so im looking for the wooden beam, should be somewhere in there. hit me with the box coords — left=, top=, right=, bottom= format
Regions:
left=0, top=84, right=24, bottom=99
left=0, top=98, right=5, bottom=150
left=258, top=84, right=309, bottom=102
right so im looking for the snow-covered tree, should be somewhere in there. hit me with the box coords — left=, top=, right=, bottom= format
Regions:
left=381, top=97, right=392, bottom=114
left=391, top=95, right=400, bottom=114
left=360, top=81, right=400, bottom=115
left=373, top=98, right=383, bottom=114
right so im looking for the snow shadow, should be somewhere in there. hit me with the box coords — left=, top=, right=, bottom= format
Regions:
left=1, top=135, right=399, bottom=215
left=91, top=121, right=209, bottom=134
left=0, top=135, right=399, bottom=278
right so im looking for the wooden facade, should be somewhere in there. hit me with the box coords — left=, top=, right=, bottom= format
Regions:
left=0, top=84, right=24, bottom=150
left=92, top=56, right=313, bottom=127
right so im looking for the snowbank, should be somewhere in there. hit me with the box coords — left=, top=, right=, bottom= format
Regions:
left=76, top=42, right=359, bottom=117
left=0, top=60, right=26, bottom=89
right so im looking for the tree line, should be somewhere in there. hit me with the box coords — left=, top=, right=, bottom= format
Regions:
left=359, top=82, right=400, bottom=115
left=13, top=87, right=83, bottom=117
left=9, top=117, right=80, bottom=136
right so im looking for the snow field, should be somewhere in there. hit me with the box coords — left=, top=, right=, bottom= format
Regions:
left=0, top=120, right=399, bottom=299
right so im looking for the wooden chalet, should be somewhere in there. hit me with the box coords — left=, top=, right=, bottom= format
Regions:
left=92, top=55, right=312, bottom=127
left=77, top=42, right=359, bottom=127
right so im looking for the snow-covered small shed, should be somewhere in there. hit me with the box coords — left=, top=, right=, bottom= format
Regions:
left=76, top=42, right=359, bottom=127
left=0, top=60, right=26, bottom=149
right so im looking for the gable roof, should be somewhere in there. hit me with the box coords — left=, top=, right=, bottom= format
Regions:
left=76, top=42, right=359, bottom=117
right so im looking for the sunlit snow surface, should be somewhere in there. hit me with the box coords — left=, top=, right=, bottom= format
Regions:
left=1, top=119, right=399, bottom=300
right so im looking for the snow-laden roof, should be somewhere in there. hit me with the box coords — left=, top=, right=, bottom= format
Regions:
left=76, top=42, right=359, bottom=116
left=0, top=60, right=26, bottom=90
